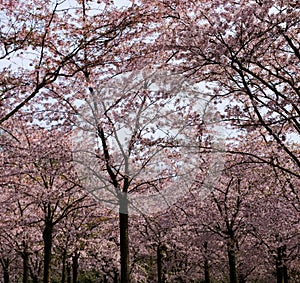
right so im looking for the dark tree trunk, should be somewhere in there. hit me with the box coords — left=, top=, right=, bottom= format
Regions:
left=119, top=212, right=129, bottom=283
left=1, top=258, right=10, bottom=283
left=43, top=221, right=53, bottom=283
left=22, top=247, right=29, bottom=283
left=119, top=186, right=130, bottom=283
left=99, top=125, right=130, bottom=282
left=227, top=238, right=237, bottom=283
left=203, top=241, right=210, bottom=283
left=4, top=269, right=9, bottom=283
left=157, top=245, right=163, bottom=283
left=276, top=245, right=288, bottom=283
left=204, top=258, right=210, bottom=283
left=72, top=251, right=79, bottom=283
left=277, top=254, right=283, bottom=283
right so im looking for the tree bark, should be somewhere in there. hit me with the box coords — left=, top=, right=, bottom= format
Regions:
left=203, top=241, right=210, bottom=283
left=119, top=212, right=129, bottom=283
left=99, top=123, right=130, bottom=282
left=157, top=244, right=163, bottom=283
left=227, top=238, right=238, bottom=283
left=1, top=258, right=10, bottom=283
left=4, top=268, right=9, bottom=283
left=276, top=245, right=288, bottom=283
left=43, top=221, right=53, bottom=283
left=22, top=246, right=29, bottom=283
left=72, top=251, right=79, bottom=283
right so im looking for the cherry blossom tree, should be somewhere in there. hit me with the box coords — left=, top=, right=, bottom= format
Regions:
left=245, top=156, right=300, bottom=283
left=147, top=0, right=300, bottom=177
left=72, top=68, right=216, bottom=282
left=1, top=1, right=300, bottom=282
left=0, top=0, right=161, bottom=127
left=139, top=133, right=300, bottom=282
left=0, top=121, right=98, bottom=283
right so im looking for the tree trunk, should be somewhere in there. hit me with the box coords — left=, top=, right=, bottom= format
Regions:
left=227, top=239, right=237, bottom=283
left=22, top=247, right=29, bottom=283
left=276, top=245, right=288, bottom=283
left=4, top=268, right=9, bottom=283
left=43, top=222, right=53, bottom=283
left=72, top=251, right=79, bottom=283
left=1, top=258, right=10, bottom=283
left=119, top=212, right=129, bottom=283
left=119, top=187, right=129, bottom=283
left=100, top=124, right=130, bottom=282
left=276, top=252, right=283, bottom=283
left=203, top=241, right=210, bottom=283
